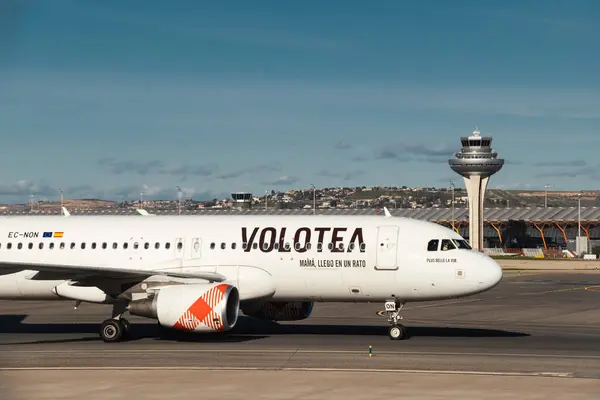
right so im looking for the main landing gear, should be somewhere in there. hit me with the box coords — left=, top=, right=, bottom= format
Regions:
left=99, top=302, right=130, bottom=342
left=100, top=318, right=130, bottom=342
left=384, top=299, right=408, bottom=340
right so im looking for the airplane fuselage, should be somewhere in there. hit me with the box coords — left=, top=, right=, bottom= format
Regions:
left=0, top=214, right=502, bottom=303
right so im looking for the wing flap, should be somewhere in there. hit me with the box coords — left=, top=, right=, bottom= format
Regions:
left=0, top=261, right=226, bottom=282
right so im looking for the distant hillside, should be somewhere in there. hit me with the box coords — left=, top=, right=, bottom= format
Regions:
left=13, top=199, right=118, bottom=210
left=486, top=189, right=600, bottom=207
left=42, top=199, right=117, bottom=208
left=1, top=187, right=599, bottom=210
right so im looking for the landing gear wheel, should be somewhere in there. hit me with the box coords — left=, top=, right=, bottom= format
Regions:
left=388, top=325, right=407, bottom=340
left=100, top=319, right=124, bottom=342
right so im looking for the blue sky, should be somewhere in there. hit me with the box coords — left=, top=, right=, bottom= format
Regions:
left=0, top=0, right=598, bottom=203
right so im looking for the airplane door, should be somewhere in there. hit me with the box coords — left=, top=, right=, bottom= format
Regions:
left=175, top=238, right=184, bottom=259
left=180, top=236, right=214, bottom=271
left=190, top=237, right=201, bottom=259
left=375, top=225, right=399, bottom=270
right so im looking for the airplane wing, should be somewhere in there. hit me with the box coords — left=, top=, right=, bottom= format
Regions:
left=0, top=261, right=226, bottom=282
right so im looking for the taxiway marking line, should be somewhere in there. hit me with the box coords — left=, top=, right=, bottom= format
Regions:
left=0, top=366, right=574, bottom=378
left=407, top=298, right=486, bottom=309
left=400, top=285, right=598, bottom=311
left=522, top=286, right=600, bottom=295
left=2, top=349, right=599, bottom=359
left=399, top=285, right=600, bottom=311
left=406, top=320, right=600, bottom=330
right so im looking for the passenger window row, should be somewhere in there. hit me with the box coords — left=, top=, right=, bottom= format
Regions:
left=0, top=240, right=367, bottom=252
left=427, top=239, right=471, bottom=251
left=0, top=241, right=180, bottom=250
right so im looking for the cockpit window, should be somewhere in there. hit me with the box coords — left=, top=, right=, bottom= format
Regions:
left=440, top=239, right=456, bottom=251
left=427, top=239, right=439, bottom=251
left=453, top=239, right=471, bottom=249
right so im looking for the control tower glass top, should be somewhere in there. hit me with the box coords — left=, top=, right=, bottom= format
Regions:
left=231, top=192, right=252, bottom=202
left=448, top=128, right=504, bottom=177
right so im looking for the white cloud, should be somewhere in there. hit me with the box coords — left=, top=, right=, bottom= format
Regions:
left=262, top=175, right=300, bottom=186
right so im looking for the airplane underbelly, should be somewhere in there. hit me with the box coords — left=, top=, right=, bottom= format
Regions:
left=0, top=271, right=22, bottom=299
left=14, top=271, right=62, bottom=300
left=397, top=264, right=463, bottom=301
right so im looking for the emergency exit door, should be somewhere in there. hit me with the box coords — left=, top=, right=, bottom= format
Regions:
left=375, top=225, right=399, bottom=270
left=190, top=237, right=201, bottom=259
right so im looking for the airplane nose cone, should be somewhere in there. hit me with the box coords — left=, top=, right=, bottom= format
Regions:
left=479, top=255, right=503, bottom=289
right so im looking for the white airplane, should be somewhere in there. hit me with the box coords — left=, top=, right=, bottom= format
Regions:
left=0, top=209, right=502, bottom=342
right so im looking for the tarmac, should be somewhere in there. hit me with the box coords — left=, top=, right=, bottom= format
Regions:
left=497, top=258, right=600, bottom=270
left=1, top=270, right=599, bottom=399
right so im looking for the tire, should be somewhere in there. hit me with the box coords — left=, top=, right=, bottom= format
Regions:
left=389, top=325, right=404, bottom=340
left=100, top=319, right=124, bottom=342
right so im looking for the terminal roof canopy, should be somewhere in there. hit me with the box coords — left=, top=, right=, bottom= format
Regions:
left=5, top=207, right=600, bottom=223
left=392, top=207, right=600, bottom=223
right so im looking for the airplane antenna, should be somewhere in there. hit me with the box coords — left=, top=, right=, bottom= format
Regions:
left=136, top=209, right=155, bottom=216
left=176, top=186, right=182, bottom=215
left=59, top=188, right=70, bottom=216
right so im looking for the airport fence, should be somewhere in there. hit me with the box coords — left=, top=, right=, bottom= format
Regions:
left=483, top=247, right=595, bottom=259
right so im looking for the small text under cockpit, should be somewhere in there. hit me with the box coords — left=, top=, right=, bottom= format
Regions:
left=426, top=258, right=457, bottom=263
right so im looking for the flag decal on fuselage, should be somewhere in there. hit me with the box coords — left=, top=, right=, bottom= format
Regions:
left=43, top=232, right=64, bottom=238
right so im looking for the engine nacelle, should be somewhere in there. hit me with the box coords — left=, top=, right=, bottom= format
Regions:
left=241, top=301, right=313, bottom=321
left=128, top=283, right=240, bottom=332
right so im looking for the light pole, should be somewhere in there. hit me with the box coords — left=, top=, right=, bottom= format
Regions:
left=578, top=191, right=582, bottom=238
left=59, top=189, right=64, bottom=208
left=544, top=184, right=552, bottom=208
left=265, top=190, right=268, bottom=210
left=310, top=184, right=316, bottom=215
left=176, top=186, right=182, bottom=215
left=450, top=180, right=455, bottom=232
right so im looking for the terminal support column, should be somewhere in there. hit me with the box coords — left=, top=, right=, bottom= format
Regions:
left=532, top=223, right=547, bottom=250
left=464, top=175, right=489, bottom=252
left=554, top=222, right=568, bottom=246
left=489, top=222, right=503, bottom=246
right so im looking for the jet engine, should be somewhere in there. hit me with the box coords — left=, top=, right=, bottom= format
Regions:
left=241, top=301, right=314, bottom=321
left=128, top=283, right=240, bottom=332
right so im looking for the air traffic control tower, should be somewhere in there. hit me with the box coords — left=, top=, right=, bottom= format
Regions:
left=449, top=128, right=504, bottom=251
left=231, top=192, right=252, bottom=209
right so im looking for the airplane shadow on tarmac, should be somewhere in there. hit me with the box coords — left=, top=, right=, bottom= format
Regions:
left=0, top=315, right=529, bottom=345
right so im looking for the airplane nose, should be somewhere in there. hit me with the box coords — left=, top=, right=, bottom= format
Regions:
left=479, top=255, right=503, bottom=289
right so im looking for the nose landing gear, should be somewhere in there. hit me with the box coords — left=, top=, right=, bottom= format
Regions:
left=384, top=299, right=408, bottom=340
